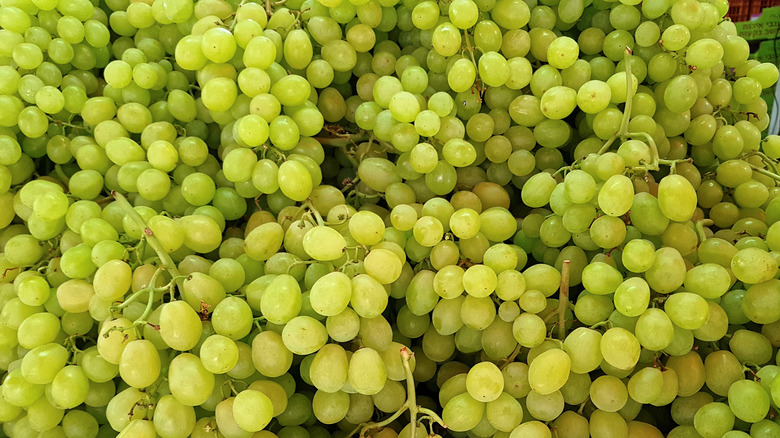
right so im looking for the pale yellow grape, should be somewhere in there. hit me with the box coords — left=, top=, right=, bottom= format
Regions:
left=118, top=340, right=161, bottom=389
left=244, top=222, right=284, bottom=261
left=600, top=327, right=640, bottom=370
left=348, top=347, right=387, bottom=395
left=302, top=225, right=346, bottom=261
left=635, top=308, right=674, bottom=351
left=309, top=271, right=352, bottom=316
left=598, top=174, right=633, bottom=217
left=92, top=259, right=132, bottom=301
left=159, top=300, right=202, bottom=351
left=466, top=361, right=504, bottom=402
left=310, top=344, right=349, bottom=392
left=664, top=292, right=710, bottom=330
left=281, top=316, right=328, bottom=355
left=348, top=210, right=385, bottom=245
left=97, top=317, right=137, bottom=365
left=509, top=420, right=551, bottom=438
left=563, top=327, right=603, bottom=374
left=232, top=390, right=274, bottom=432
left=364, top=248, right=403, bottom=284
left=442, top=392, right=485, bottom=432
left=462, top=264, right=497, bottom=298
left=528, top=348, right=571, bottom=395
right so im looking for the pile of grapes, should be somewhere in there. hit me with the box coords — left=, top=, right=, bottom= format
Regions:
left=1, top=0, right=780, bottom=435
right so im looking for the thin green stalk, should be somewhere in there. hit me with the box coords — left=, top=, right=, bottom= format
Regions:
left=695, top=219, right=713, bottom=243
left=112, top=191, right=184, bottom=296
left=113, top=267, right=164, bottom=310
left=619, top=47, right=634, bottom=140
left=557, top=260, right=571, bottom=341
left=596, top=135, right=618, bottom=155
left=750, top=164, right=780, bottom=182
left=349, top=347, right=447, bottom=438
left=597, top=47, right=636, bottom=158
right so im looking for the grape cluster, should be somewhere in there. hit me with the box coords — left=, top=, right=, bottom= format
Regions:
left=0, top=0, right=779, bottom=437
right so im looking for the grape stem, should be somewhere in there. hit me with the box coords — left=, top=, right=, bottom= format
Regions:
left=266, top=0, right=286, bottom=16
left=745, top=150, right=780, bottom=175
left=112, top=191, right=184, bottom=298
left=348, top=347, right=447, bottom=438
left=461, top=30, right=486, bottom=100
left=695, top=219, right=713, bottom=243
left=596, top=48, right=635, bottom=156
left=113, top=266, right=165, bottom=310
left=304, top=202, right=326, bottom=226
left=588, top=320, right=612, bottom=330
left=557, top=259, right=571, bottom=341
left=499, top=344, right=523, bottom=370
left=618, top=47, right=635, bottom=140
left=749, top=164, right=780, bottom=182
left=260, top=144, right=287, bottom=163
left=104, top=277, right=172, bottom=338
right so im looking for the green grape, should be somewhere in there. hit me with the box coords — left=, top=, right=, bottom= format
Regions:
left=590, top=375, right=628, bottom=412
left=600, top=327, right=640, bottom=370
left=703, top=350, right=744, bottom=399
left=485, top=391, right=523, bottom=432
left=119, top=339, right=161, bottom=388
left=661, top=24, right=690, bottom=51
left=512, top=311, right=546, bottom=348
left=301, top=225, right=346, bottom=262
left=412, top=0, right=439, bottom=29
left=50, top=365, right=90, bottom=409
left=348, top=347, right=387, bottom=395
left=159, top=300, right=204, bottom=351
left=17, top=312, right=60, bottom=349
left=260, top=274, right=302, bottom=324
left=311, top=389, right=350, bottom=424
left=509, top=420, right=551, bottom=438
left=432, top=22, right=462, bottom=57
left=540, top=86, right=577, bottom=119
left=682, top=263, right=730, bottom=299
left=526, top=388, right=565, bottom=422
left=634, top=307, right=674, bottom=351
left=282, top=28, right=313, bottom=69
left=442, top=392, right=485, bottom=432
left=614, top=277, right=650, bottom=317
left=598, top=174, right=634, bottom=216
left=478, top=51, right=510, bottom=87
left=365, top=248, right=404, bottom=284
left=309, top=343, right=349, bottom=392
left=447, top=57, right=477, bottom=93
left=656, top=175, right=696, bottom=222
left=282, top=316, right=328, bottom=355
left=582, top=262, right=623, bottom=295
left=731, top=247, right=778, bottom=285
left=664, top=292, right=709, bottom=331
left=560, top=329, right=602, bottom=376
left=309, top=271, right=351, bottom=317
left=351, top=273, right=389, bottom=318
left=729, top=329, right=773, bottom=365
left=577, top=80, right=612, bottom=114
left=521, top=173, right=556, bottom=208
left=528, top=349, right=571, bottom=395
left=152, top=395, right=197, bottom=438
left=20, top=342, right=68, bottom=385
left=546, top=36, right=579, bottom=70
left=686, top=38, right=724, bottom=70
left=728, top=380, right=770, bottom=423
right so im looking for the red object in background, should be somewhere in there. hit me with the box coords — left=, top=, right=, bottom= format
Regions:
left=727, top=0, right=777, bottom=22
